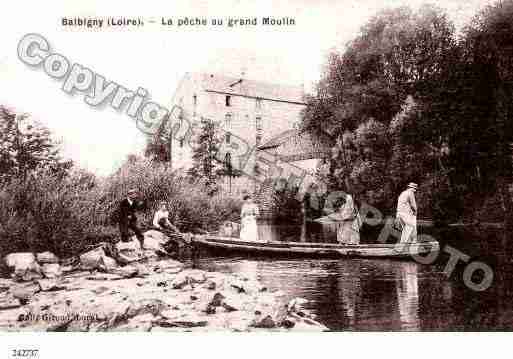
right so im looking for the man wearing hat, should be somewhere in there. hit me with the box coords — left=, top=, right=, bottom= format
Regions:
left=118, top=189, right=145, bottom=246
left=396, top=182, right=418, bottom=243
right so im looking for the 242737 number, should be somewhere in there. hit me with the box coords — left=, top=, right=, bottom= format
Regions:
left=11, top=349, right=39, bottom=358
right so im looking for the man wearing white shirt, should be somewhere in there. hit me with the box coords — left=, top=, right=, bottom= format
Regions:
left=396, top=182, right=418, bottom=243
left=153, top=201, right=179, bottom=233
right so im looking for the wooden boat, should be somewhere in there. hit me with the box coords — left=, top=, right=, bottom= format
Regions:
left=188, top=235, right=440, bottom=259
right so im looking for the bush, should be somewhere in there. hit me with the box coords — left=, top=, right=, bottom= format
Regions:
left=0, top=171, right=98, bottom=258
left=98, top=158, right=241, bottom=233
left=0, top=158, right=242, bottom=258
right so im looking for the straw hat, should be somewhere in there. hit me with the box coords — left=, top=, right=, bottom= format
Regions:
left=407, top=182, right=418, bottom=190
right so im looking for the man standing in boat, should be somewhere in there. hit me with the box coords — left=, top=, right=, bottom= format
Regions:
left=396, top=182, right=418, bottom=244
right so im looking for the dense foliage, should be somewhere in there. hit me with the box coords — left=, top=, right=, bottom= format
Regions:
left=302, top=1, right=513, bottom=224
left=0, top=155, right=241, bottom=258
left=0, top=106, right=72, bottom=184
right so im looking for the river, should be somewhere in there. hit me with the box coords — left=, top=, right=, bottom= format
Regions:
left=192, top=222, right=513, bottom=331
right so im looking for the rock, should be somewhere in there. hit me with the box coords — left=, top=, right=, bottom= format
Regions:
left=154, top=313, right=208, bottom=328
left=170, top=270, right=206, bottom=289
left=99, top=256, right=117, bottom=272
left=126, top=298, right=167, bottom=318
left=60, top=265, right=78, bottom=274
left=143, top=250, right=159, bottom=261
left=286, top=297, right=309, bottom=314
left=5, top=253, right=43, bottom=282
left=142, top=230, right=170, bottom=256
left=286, top=313, right=329, bottom=331
left=250, top=294, right=288, bottom=329
left=203, top=292, right=226, bottom=314
left=230, top=280, right=246, bottom=293
left=0, top=255, right=328, bottom=332
left=36, top=251, right=59, bottom=264
left=115, top=239, right=144, bottom=264
left=229, top=278, right=265, bottom=295
left=113, top=313, right=154, bottom=332
left=0, top=296, right=22, bottom=310
left=37, top=279, right=65, bottom=292
left=108, top=265, right=139, bottom=279
left=205, top=272, right=226, bottom=288
left=13, top=268, right=43, bottom=282
left=46, top=318, right=74, bottom=332
left=284, top=298, right=328, bottom=331
left=134, top=263, right=150, bottom=277
left=157, top=260, right=184, bottom=274
left=91, top=286, right=110, bottom=295
left=5, top=252, right=36, bottom=268
left=11, top=282, right=41, bottom=303
left=80, top=246, right=107, bottom=270
left=143, top=230, right=169, bottom=243
left=183, top=269, right=207, bottom=284
left=286, top=298, right=317, bottom=320
left=41, top=263, right=62, bottom=278
left=204, top=280, right=216, bottom=290
left=221, top=296, right=241, bottom=312
left=251, top=315, right=276, bottom=329
left=281, top=318, right=296, bottom=329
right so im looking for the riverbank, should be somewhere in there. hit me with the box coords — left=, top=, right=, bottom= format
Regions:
left=0, top=249, right=328, bottom=332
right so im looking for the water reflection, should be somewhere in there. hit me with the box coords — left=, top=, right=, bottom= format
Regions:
left=395, top=262, right=419, bottom=330
left=197, top=257, right=425, bottom=331
left=194, top=226, right=513, bottom=331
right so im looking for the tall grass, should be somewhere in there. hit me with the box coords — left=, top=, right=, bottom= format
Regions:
left=0, top=171, right=98, bottom=258
left=0, top=157, right=241, bottom=259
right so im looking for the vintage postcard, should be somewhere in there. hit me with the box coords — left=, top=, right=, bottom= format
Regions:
left=0, top=0, right=511, bottom=350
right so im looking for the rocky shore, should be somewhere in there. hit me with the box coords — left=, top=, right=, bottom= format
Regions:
left=0, top=231, right=328, bottom=332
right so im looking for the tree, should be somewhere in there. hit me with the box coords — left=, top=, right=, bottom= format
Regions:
left=302, top=5, right=455, bottom=211
left=187, top=118, right=223, bottom=195
left=144, top=113, right=172, bottom=163
left=415, top=0, right=513, bottom=224
left=0, top=106, right=72, bottom=184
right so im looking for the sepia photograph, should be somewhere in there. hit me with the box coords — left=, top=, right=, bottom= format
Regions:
left=0, top=0, right=512, bottom=354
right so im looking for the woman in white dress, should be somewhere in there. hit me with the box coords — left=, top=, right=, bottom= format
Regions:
left=336, top=193, right=361, bottom=245
left=239, top=195, right=260, bottom=242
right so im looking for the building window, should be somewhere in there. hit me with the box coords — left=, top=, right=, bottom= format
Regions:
left=255, top=116, right=262, bottom=131
left=256, top=98, right=262, bottom=110
left=225, top=113, right=232, bottom=127
left=226, top=132, right=231, bottom=144
left=225, top=95, right=231, bottom=107
left=256, top=134, right=262, bottom=146
left=179, top=138, right=184, bottom=148
left=193, top=94, right=197, bottom=106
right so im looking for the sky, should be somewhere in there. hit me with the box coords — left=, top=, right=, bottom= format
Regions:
left=0, top=0, right=494, bottom=176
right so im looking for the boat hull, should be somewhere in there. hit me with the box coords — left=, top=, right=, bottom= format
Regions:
left=191, top=236, right=440, bottom=260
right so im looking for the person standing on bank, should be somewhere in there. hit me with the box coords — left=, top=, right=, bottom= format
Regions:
left=396, top=182, right=418, bottom=244
left=239, top=194, right=260, bottom=242
left=336, top=193, right=361, bottom=245
left=118, top=189, right=145, bottom=246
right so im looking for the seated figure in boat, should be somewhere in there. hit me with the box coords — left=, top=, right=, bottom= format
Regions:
left=239, top=194, right=260, bottom=242
left=153, top=201, right=180, bottom=233
left=335, top=193, right=361, bottom=245
left=219, top=221, right=238, bottom=237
